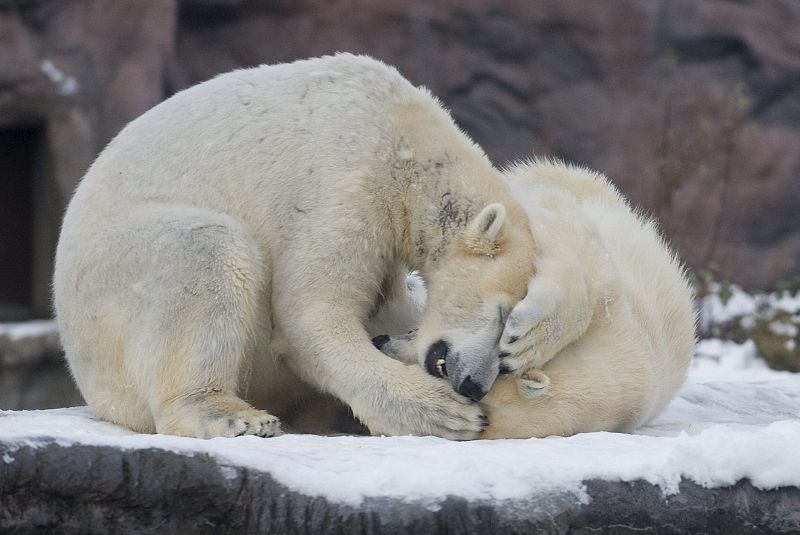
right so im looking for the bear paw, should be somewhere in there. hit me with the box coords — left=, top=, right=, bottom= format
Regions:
left=499, top=281, right=567, bottom=373
left=354, top=366, right=486, bottom=440
left=517, top=369, right=551, bottom=398
left=157, top=395, right=283, bottom=439
left=213, top=408, right=283, bottom=438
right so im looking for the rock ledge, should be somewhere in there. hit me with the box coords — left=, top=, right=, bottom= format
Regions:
left=2, top=440, right=798, bottom=534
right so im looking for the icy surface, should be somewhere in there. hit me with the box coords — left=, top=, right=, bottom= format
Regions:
left=1, top=341, right=798, bottom=507
left=689, top=339, right=795, bottom=383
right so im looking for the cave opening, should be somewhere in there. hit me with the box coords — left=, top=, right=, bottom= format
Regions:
left=0, top=124, right=42, bottom=320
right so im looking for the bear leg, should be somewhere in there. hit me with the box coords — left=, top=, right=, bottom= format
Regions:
left=137, top=216, right=282, bottom=438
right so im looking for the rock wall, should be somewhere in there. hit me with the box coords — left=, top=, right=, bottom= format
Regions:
left=2, top=440, right=799, bottom=534
left=0, top=322, right=82, bottom=409
left=1, top=0, right=799, bottom=298
left=173, top=0, right=800, bottom=289
left=0, top=0, right=176, bottom=316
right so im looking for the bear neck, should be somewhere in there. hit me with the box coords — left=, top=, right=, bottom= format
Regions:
left=390, top=154, right=514, bottom=275
left=386, top=100, right=521, bottom=275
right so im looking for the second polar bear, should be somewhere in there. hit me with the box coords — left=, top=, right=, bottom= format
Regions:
left=378, top=159, right=696, bottom=438
left=53, top=54, right=537, bottom=440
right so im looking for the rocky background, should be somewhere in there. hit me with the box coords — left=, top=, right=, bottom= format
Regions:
left=178, top=0, right=800, bottom=291
left=1, top=0, right=798, bottom=300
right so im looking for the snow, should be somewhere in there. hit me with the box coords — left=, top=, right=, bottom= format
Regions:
left=770, top=321, right=798, bottom=337
left=1, top=338, right=798, bottom=507
left=773, top=292, right=800, bottom=315
left=701, top=283, right=800, bottom=329
left=689, top=339, right=793, bottom=383
left=0, top=320, right=58, bottom=341
left=701, top=284, right=758, bottom=326
left=40, top=59, right=79, bottom=96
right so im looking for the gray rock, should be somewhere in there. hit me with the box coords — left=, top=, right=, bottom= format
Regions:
left=173, top=0, right=800, bottom=290
left=0, top=322, right=82, bottom=410
left=0, top=0, right=177, bottom=318
left=1, top=440, right=798, bottom=534
left=0, top=361, right=83, bottom=410
left=0, top=328, right=60, bottom=368
left=2, top=0, right=799, bottom=319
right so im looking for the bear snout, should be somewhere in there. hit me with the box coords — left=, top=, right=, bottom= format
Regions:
left=425, top=340, right=450, bottom=378
left=456, top=375, right=487, bottom=402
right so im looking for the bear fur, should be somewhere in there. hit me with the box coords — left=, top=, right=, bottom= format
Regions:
left=378, top=159, right=697, bottom=438
left=53, top=54, right=537, bottom=440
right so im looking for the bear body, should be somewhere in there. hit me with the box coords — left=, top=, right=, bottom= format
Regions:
left=54, top=54, right=536, bottom=439
left=378, top=159, right=696, bottom=438
left=477, top=160, right=696, bottom=437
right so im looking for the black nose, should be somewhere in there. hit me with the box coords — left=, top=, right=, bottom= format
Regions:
left=425, top=340, right=450, bottom=377
left=457, top=375, right=487, bottom=401
left=372, top=334, right=391, bottom=351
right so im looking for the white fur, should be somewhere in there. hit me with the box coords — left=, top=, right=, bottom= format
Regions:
left=53, top=54, right=536, bottom=440
left=484, top=159, right=697, bottom=438
left=378, top=159, right=696, bottom=438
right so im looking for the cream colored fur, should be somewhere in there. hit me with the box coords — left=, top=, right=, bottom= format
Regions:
left=379, top=159, right=697, bottom=438
left=54, top=54, right=536, bottom=440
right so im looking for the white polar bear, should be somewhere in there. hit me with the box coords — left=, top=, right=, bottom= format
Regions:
left=53, top=54, right=537, bottom=440
left=377, top=159, right=697, bottom=438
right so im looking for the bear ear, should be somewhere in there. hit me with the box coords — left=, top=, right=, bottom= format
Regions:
left=465, top=203, right=506, bottom=256
left=517, top=369, right=550, bottom=398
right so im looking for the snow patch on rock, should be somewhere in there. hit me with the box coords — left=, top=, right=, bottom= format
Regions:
left=1, top=346, right=798, bottom=507
left=0, top=320, right=57, bottom=342
left=40, top=59, right=78, bottom=96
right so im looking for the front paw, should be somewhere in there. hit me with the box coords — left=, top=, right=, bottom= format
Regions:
left=356, top=366, right=487, bottom=440
left=499, top=280, right=567, bottom=373
left=517, top=369, right=551, bottom=398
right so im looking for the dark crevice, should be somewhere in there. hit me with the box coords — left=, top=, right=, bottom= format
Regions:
left=751, top=71, right=800, bottom=117
left=672, top=34, right=760, bottom=69
left=178, top=2, right=247, bottom=28
left=0, top=123, right=42, bottom=319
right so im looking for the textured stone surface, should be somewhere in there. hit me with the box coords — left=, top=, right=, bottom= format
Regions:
left=0, top=0, right=176, bottom=316
left=0, top=327, right=59, bottom=368
left=0, top=323, right=82, bottom=410
left=0, top=361, right=82, bottom=410
left=172, top=0, right=800, bottom=289
left=1, top=440, right=799, bottom=534
left=0, top=0, right=798, bottom=309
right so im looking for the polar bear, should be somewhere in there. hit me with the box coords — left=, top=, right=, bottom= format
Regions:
left=376, top=159, right=697, bottom=438
left=53, top=54, right=537, bottom=440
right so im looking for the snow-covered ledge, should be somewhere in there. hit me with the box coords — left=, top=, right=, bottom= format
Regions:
left=2, top=344, right=800, bottom=534
left=0, top=320, right=60, bottom=367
